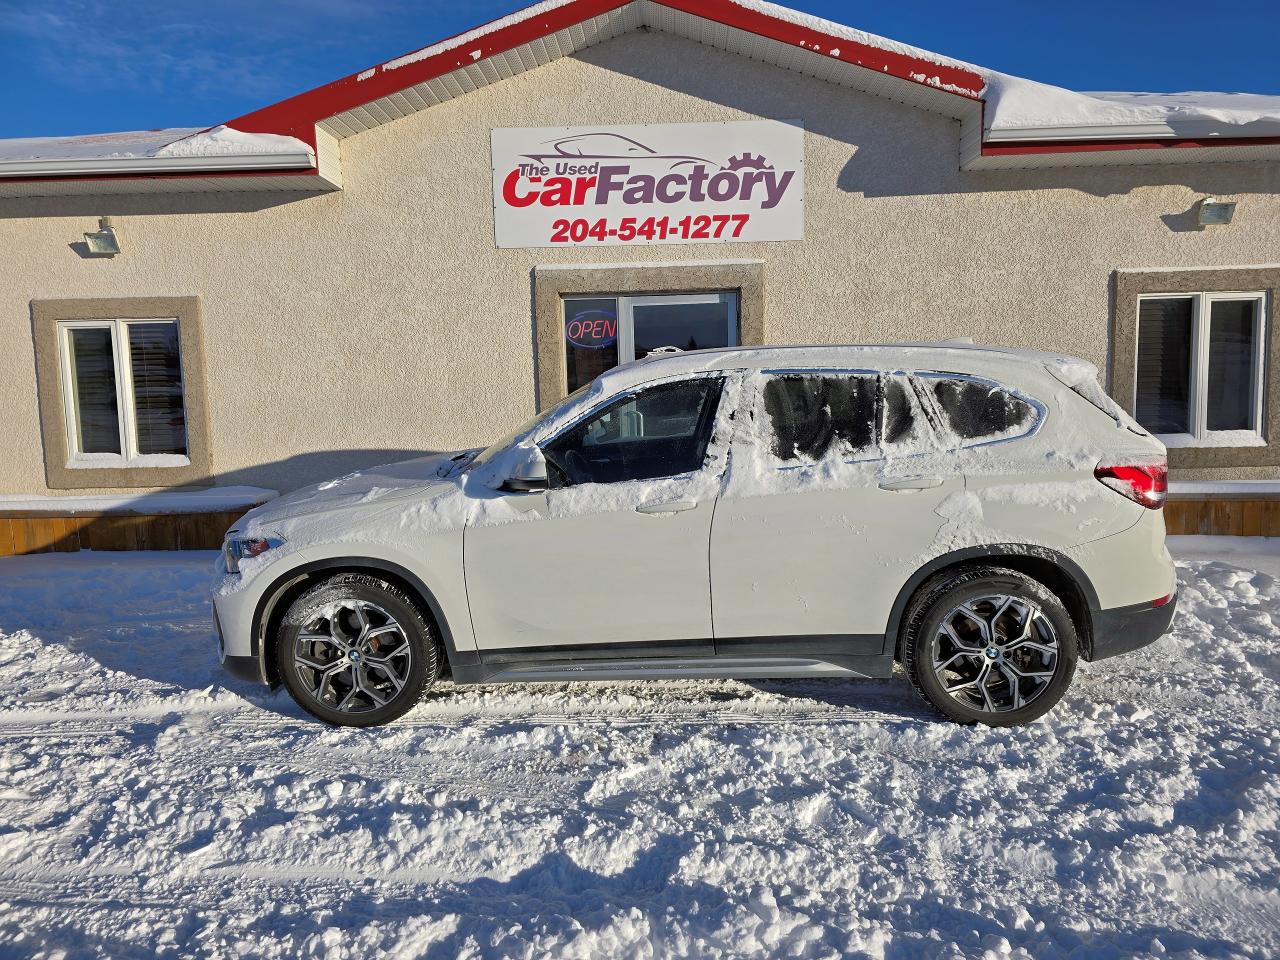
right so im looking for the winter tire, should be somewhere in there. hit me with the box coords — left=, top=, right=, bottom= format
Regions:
left=901, top=566, right=1078, bottom=726
left=277, top=574, right=440, bottom=727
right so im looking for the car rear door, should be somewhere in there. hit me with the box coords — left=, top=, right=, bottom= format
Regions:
left=710, top=370, right=964, bottom=649
left=464, top=373, right=732, bottom=655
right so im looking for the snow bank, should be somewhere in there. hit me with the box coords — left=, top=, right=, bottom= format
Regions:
left=0, top=542, right=1277, bottom=957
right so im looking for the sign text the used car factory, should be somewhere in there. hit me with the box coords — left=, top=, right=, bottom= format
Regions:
left=491, top=120, right=804, bottom=248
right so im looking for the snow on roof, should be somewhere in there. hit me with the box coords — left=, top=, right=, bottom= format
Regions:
left=727, top=0, right=1280, bottom=138
left=0, top=128, right=204, bottom=164
left=2, top=0, right=1279, bottom=185
left=329, top=0, right=1280, bottom=142
left=0, top=125, right=313, bottom=166
left=378, top=0, right=576, bottom=75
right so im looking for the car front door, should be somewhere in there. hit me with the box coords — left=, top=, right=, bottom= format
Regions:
left=710, top=371, right=964, bottom=651
left=464, top=373, right=731, bottom=655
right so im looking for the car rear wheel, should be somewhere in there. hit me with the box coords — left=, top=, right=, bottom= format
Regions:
left=276, top=574, right=440, bottom=726
left=901, top=566, right=1078, bottom=726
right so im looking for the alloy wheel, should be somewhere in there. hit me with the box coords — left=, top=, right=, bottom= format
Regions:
left=292, top=600, right=414, bottom=714
left=931, top=594, right=1060, bottom=714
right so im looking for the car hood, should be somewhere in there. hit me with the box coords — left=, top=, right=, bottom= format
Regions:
left=238, top=450, right=478, bottom=530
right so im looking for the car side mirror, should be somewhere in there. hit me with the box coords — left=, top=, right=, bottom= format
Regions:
left=501, top=446, right=548, bottom=492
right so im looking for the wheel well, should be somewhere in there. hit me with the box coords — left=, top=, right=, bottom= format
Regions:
left=256, top=563, right=451, bottom=686
left=891, top=553, right=1094, bottom=659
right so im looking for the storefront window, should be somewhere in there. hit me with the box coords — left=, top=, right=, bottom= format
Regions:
left=563, top=292, right=738, bottom=392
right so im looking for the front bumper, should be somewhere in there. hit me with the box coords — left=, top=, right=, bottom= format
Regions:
left=1087, top=590, right=1178, bottom=661
left=215, top=599, right=267, bottom=684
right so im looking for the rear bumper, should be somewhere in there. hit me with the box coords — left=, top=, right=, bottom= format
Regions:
left=1087, top=590, right=1178, bottom=661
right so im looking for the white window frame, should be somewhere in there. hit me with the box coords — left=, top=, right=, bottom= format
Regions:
left=57, top=318, right=191, bottom=469
left=1135, top=292, right=1267, bottom=448
left=617, top=292, right=739, bottom=362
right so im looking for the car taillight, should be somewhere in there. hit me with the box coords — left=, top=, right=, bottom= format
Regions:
left=1094, top=461, right=1167, bottom=510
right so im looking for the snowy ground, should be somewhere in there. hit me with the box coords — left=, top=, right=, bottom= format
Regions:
left=0, top=544, right=1277, bottom=959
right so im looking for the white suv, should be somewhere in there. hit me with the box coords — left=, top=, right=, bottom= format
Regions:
left=214, top=344, right=1177, bottom=727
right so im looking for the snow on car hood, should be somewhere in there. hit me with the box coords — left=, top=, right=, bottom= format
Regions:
left=239, top=451, right=476, bottom=529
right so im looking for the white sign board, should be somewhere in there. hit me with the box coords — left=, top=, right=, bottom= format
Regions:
left=491, top=120, right=804, bottom=248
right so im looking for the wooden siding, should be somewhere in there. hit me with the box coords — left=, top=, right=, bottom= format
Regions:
left=0, top=511, right=246, bottom=556
left=1164, top=497, right=1280, bottom=537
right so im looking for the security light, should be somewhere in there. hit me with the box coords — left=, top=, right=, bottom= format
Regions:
left=84, top=216, right=122, bottom=256
left=1198, top=199, right=1236, bottom=227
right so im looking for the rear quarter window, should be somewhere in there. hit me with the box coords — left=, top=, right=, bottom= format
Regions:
left=927, top=377, right=1039, bottom=447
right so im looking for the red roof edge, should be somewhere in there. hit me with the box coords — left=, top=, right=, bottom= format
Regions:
left=658, top=0, right=984, bottom=99
left=225, top=0, right=986, bottom=145
left=983, top=134, right=1280, bottom=157
left=227, top=0, right=634, bottom=144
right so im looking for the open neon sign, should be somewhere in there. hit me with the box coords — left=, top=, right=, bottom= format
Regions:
left=565, top=309, right=617, bottom=349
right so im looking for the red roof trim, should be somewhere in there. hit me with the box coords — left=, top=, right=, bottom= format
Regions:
left=983, top=135, right=1280, bottom=156
left=228, top=0, right=633, bottom=143
left=656, top=0, right=983, bottom=99
left=225, top=0, right=985, bottom=144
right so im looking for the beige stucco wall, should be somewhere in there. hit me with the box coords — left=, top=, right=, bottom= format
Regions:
left=3, top=30, right=1279, bottom=495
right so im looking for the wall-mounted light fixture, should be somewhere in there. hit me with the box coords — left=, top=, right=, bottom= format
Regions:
left=83, top=216, right=122, bottom=256
left=1198, top=199, right=1237, bottom=227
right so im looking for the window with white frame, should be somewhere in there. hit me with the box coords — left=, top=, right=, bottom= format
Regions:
left=1134, top=293, right=1267, bottom=447
left=59, top=318, right=190, bottom=467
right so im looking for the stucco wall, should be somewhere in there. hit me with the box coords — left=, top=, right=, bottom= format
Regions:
left=3, top=30, right=1279, bottom=495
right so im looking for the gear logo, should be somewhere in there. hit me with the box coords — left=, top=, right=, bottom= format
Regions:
left=723, top=153, right=774, bottom=171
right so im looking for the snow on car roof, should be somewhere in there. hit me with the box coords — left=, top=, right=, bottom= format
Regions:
left=629, top=342, right=1087, bottom=374
left=590, top=342, right=1095, bottom=400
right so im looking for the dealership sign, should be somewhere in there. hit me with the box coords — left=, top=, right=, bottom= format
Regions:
left=491, top=120, right=804, bottom=248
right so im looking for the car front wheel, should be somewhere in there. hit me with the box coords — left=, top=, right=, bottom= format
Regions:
left=276, top=574, right=440, bottom=726
left=901, top=566, right=1078, bottom=726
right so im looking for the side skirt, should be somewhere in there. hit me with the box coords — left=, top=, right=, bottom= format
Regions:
left=450, top=653, right=895, bottom=685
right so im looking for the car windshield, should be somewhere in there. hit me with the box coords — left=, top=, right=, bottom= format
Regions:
left=467, top=383, right=592, bottom=470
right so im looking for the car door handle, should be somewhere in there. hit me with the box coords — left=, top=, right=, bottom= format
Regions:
left=636, top=499, right=698, bottom=515
left=878, top=476, right=944, bottom=491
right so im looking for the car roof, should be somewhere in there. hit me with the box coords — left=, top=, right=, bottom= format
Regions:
left=596, top=343, right=1093, bottom=393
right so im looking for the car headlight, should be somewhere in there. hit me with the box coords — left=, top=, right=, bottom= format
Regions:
left=223, top=535, right=284, bottom=574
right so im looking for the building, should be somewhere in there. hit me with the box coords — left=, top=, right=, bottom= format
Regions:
left=2, top=0, right=1279, bottom=552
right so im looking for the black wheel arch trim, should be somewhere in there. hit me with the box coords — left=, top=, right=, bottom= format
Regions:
left=884, top=544, right=1101, bottom=656
left=249, top=556, right=477, bottom=684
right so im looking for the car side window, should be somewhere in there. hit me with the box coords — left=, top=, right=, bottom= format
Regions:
left=542, top=376, right=724, bottom=487
left=927, top=377, right=1037, bottom=446
left=762, top=375, right=877, bottom=462
left=878, top=375, right=942, bottom=457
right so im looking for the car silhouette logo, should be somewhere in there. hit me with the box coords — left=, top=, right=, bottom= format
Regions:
left=521, top=132, right=716, bottom=169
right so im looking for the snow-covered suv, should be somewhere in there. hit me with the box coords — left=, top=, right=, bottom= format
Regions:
left=213, top=344, right=1178, bottom=727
